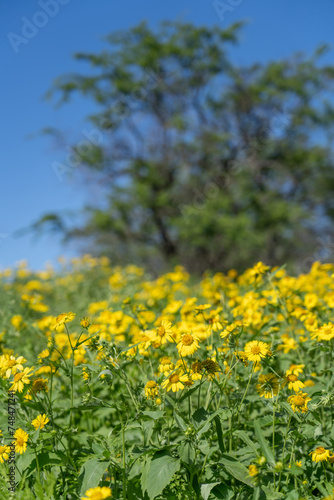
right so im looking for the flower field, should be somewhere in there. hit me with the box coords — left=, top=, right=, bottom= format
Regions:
left=1, top=257, right=334, bottom=499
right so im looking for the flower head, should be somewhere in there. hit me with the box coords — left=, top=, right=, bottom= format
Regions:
left=9, top=367, right=34, bottom=393
left=53, top=312, right=76, bottom=330
left=177, top=333, right=200, bottom=357
left=14, top=428, right=28, bottom=454
left=162, top=370, right=189, bottom=392
left=144, top=381, right=159, bottom=399
left=256, top=373, right=279, bottom=399
left=81, top=486, right=112, bottom=500
left=31, top=414, right=49, bottom=430
left=285, top=373, right=305, bottom=392
left=309, top=446, right=331, bottom=463
left=0, top=444, right=11, bottom=463
left=288, top=392, right=311, bottom=413
left=244, top=341, right=269, bottom=364
left=30, top=377, right=49, bottom=394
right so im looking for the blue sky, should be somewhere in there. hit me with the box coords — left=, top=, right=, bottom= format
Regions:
left=2, top=0, right=334, bottom=270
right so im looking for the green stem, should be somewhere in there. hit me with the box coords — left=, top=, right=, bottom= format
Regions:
left=238, top=365, right=254, bottom=412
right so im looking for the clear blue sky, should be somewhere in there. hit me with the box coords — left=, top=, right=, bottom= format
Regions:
left=2, top=0, right=334, bottom=270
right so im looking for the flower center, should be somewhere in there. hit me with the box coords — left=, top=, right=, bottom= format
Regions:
left=170, top=374, right=180, bottom=383
left=288, top=374, right=298, bottom=382
left=146, top=381, right=157, bottom=388
left=294, top=396, right=305, bottom=406
left=315, top=447, right=326, bottom=454
left=182, top=334, right=194, bottom=346
left=157, top=327, right=165, bottom=337
left=251, top=346, right=261, bottom=354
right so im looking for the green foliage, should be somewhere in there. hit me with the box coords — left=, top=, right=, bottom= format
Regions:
left=36, top=21, right=334, bottom=273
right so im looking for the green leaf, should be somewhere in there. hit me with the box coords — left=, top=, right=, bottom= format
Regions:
left=219, top=454, right=254, bottom=487
left=78, top=457, right=109, bottom=496
left=200, top=482, right=222, bottom=500
left=281, top=402, right=301, bottom=422
left=146, top=451, right=180, bottom=499
left=142, top=410, right=165, bottom=420
left=254, top=420, right=275, bottom=466
left=174, top=411, right=188, bottom=431
left=234, top=430, right=259, bottom=456
left=261, top=485, right=285, bottom=499
left=178, top=441, right=195, bottom=464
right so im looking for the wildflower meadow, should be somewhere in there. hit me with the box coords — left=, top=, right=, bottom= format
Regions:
left=1, top=256, right=334, bottom=499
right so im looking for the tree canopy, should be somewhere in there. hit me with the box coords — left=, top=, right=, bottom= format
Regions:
left=38, top=21, right=334, bottom=274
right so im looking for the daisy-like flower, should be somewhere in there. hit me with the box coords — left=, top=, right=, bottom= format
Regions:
left=177, top=333, right=200, bottom=357
left=158, top=357, right=175, bottom=375
left=256, top=373, right=279, bottom=399
left=202, top=358, right=220, bottom=379
left=1, top=355, right=27, bottom=379
left=81, top=486, right=112, bottom=500
left=311, top=322, right=334, bottom=342
left=285, top=374, right=305, bottom=392
left=244, top=341, right=269, bottom=364
left=14, top=428, right=28, bottom=454
left=53, top=312, right=76, bottom=331
left=30, top=377, right=49, bottom=394
left=147, top=320, right=174, bottom=347
left=161, top=371, right=189, bottom=392
left=80, top=317, right=90, bottom=328
left=248, top=464, right=259, bottom=477
left=207, top=315, right=224, bottom=332
left=191, top=361, right=203, bottom=381
left=288, top=392, right=311, bottom=413
left=220, top=321, right=242, bottom=340
left=31, top=414, right=49, bottom=430
left=309, top=446, right=331, bottom=463
left=144, top=381, right=159, bottom=399
left=0, top=444, right=11, bottom=463
left=286, top=364, right=304, bottom=376
left=9, top=367, right=34, bottom=393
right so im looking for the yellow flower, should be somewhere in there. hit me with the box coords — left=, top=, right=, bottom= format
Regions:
left=147, top=320, right=174, bottom=347
left=309, top=446, right=331, bottom=463
left=11, top=315, right=25, bottom=330
left=256, top=374, right=279, bottom=399
left=14, top=428, right=28, bottom=454
left=286, top=364, right=304, bottom=376
left=244, top=341, right=269, bottom=363
left=202, top=358, right=220, bottom=379
left=248, top=464, right=259, bottom=476
left=80, top=317, right=91, bottom=328
left=285, top=374, right=305, bottom=392
left=177, top=333, right=200, bottom=357
left=191, top=361, right=203, bottom=381
left=81, top=486, right=112, bottom=500
left=0, top=444, right=11, bottom=463
left=31, top=414, right=49, bottom=430
left=277, top=334, right=297, bottom=353
left=0, top=355, right=27, bottom=379
left=144, top=381, right=159, bottom=399
left=162, top=371, right=189, bottom=392
left=288, top=392, right=311, bottom=413
left=158, top=357, right=174, bottom=375
left=9, top=367, right=34, bottom=393
left=53, top=312, right=76, bottom=330
left=311, top=322, right=334, bottom=342
left=30, top=378, right=49, bottom=394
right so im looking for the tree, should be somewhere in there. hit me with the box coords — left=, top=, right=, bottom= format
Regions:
left=38, top=21, right=334, bottom=274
